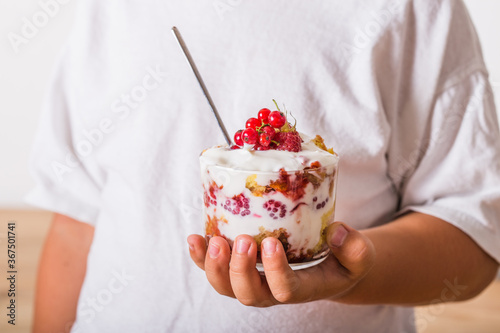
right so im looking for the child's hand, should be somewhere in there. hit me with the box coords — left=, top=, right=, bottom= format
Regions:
left=187, top=222, right=376, bottom=307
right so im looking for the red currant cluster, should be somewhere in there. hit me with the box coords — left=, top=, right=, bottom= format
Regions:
left=233, top=108, right=287, bottom=151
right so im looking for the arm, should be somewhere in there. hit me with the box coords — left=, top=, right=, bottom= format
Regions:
left=187, top=212, right=498, bottom=307
left=339, top=212, right=498, bottom=305
left=33, top=213, right=95, bottom=333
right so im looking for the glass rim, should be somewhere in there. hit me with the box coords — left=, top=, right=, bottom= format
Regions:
left=200, top=160, right=339, bottom=175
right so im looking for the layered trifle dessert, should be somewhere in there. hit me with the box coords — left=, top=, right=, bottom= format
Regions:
left=200, top=103, right=339, bottom=270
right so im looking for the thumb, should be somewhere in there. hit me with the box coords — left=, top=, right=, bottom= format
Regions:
left=326, top=222, right=376, bottom=279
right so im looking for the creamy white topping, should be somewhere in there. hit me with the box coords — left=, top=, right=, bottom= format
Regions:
left=200, top=135, right=339, bottom=172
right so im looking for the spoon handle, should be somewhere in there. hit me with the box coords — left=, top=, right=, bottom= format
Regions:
left=172, top=26, right=232, bottom=146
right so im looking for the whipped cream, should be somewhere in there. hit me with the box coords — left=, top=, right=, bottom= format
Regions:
left=200, top=135, right=339, bottom=172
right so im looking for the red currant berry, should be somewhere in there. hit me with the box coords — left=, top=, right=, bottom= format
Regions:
left=245, top=117, right=261, bottom=130
left=234, top=129, right=244, bottom=146
left=261, top=125, right=276, bottom=139
left=268, top=111, right=286, bottom=128
left=242, top=128, right=258, bottom=145
left=258, top=108, right=271, bottom=123
left=255, top=144, right=270, bottom=151
left=259, top=133, right=271, bottom=147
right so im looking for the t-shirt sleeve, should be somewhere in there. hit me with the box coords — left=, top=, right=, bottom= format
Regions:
left=397, top=69, right=500, bottom=264
left=25, top=49, right=102, bottom=226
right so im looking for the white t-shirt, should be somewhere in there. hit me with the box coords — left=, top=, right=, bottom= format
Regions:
left=27, top=0, right=500, bottom=332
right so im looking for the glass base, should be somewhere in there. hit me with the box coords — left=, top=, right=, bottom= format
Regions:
left=256, top=254, right=329, bottom=273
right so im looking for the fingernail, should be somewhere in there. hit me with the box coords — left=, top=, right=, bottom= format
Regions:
left=235, top=239, right=251, bottom=254
left=208, top=243, right=220, bottom=258
left=187, top=239, right=194, bottom=251
left=330, top=225, right=348, bottom=247
left=262, top=239, right=276, bottom=255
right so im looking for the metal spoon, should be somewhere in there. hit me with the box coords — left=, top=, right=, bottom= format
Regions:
left=171, top=26, right=232, bottom=146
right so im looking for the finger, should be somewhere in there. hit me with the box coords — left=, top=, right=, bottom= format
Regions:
left=230, top=235, right=276, bottom=307
left=327, top=222, right=376, bottom=279
left=204, top=236, right=235, bottom=298
left=261, top=237, right=308, bottom=303
left=187, top=234, right=207, bottom=270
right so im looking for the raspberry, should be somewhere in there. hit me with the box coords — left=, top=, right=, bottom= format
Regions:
left=275, top=131, right=302, bottom=152
left=242, top=128, right=258, bottom=145
left=314, top=197, right=329, bottom=210
left=268, top=111, right=286, bottom=128
left=263, top=200, right=287, bottom=219
left=223, top=193, right=253, bottom=217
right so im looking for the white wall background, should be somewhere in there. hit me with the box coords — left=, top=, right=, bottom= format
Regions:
left=0, top=0, right=499, bottom=208
left=0, top=0, right=78, bottom=208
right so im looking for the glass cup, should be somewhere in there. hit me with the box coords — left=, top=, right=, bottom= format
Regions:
left=200, top=159, right=339, bottom=271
